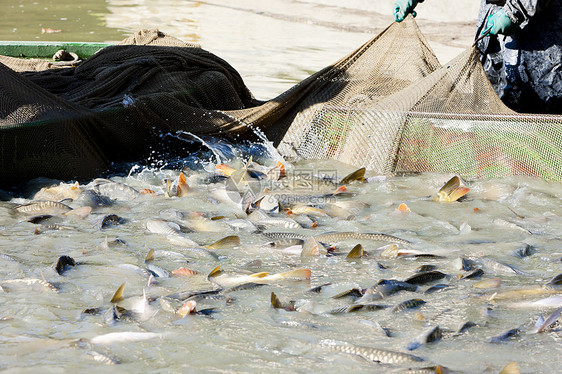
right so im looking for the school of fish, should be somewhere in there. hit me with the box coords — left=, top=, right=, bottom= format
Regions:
left=0, top=147, right=561, bottom=373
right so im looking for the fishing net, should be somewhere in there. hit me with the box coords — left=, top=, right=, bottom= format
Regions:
left=0, top=17, right=561, bottom=187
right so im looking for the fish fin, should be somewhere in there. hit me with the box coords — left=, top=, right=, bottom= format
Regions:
left=279, top=268, right=311, bottom=280
left=110, top=283, right=125, bottom=303
left=165, top=179, right=172, bottom=198
left=499, top=362, right=520, bottom=374
left=145, top=248, right=154, bottom=263
left=301, top=238, right=320, bottom=257
left=397, top=203, right=410, bottom=212
left=339, top=167, right=366, bottom=184
left=447, top=187, right=470, bottom=202
left=346, top=244, right=364, bottom=259
left=176, top=172, right=190, bottom=197
left=271, top=292, right=282, bottom=309
left=210, top=216, right=225, bottom=221
left=253, top=196, right=264, bottom=208
left=140, top=188, right=155, bottom=194
left=534, top=314, right=545, bottom=330
left=208, top=266, right=223, bottom=279
left=216, top=164, right=235, bottom=177
left=249, top=272, right=270, bottom=278
left=241, top=191, right=254, bottom=214
left=177, top=300, right=197, bottom=317
left=380, top=244, right=399, bottom=258
left=439, top=176, right=460, bottom=196
left=333, top=185, right=347, bottom=195
left=277, top=161, right=286, bottom=179
left=205, top=235, right=240, bottom=249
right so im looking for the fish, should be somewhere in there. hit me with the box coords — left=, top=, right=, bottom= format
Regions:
left=14, top=200, right=72, bottom=216
left=98, top=214, right=126, bottom=229
left=529, top=307, right=562, bottom=334
left=460, top=269, right=484, bottom=279
left=1, top=278, right=58, bottom=293
left=433, top=176, right=469, bottom=202
left=301, top=237, right=326, bottom=257
left=372, top=279, right=418, bottom=298
left=33, top=181, right=82, bottom=201
left=166, top=289, right=223, bottom=301
left=91, top=179, right=141, bottom=200
left=289, top=205, right=328, bottom=217
left=205, top=235, right=240, bottom=249
left=145, top=219, right=199, bottom=247
left=486, top=286, right=558, bottom=301
left=110, top=283, right=125, bottom=303
left=270, top=292, right=296, bottom=311
left=208, top=266, right=310, bottom=288
left=89, top=332, right=162, bottom=345
left=313, top=231, right=410, bottom=245
left=117, top=264, right=150, bottom=277
left=332, top=288, right=364, bottom=299
left=393, top=299, right=426, bottom=313
left=55, top=255, right=76, bottom=275
left=346, top=244, right=364, bottom=259
left=545, top=273, right=562, bottom=289
left=424, top=284, right=450, bottom=294
left=473, top=278, right=501, bottom=289
left=319, top=340, right=424, bottom=365
left=176, top=300, right=197, bottom=317
left=490, top=328, right=520, bottom=343
left=407, top=325, right=442, bottom=351
left=86, top=351, right=119, bottom=365
left=176, top=172, right=190, bottom=197
left=454, top=257, right=476, bottom=271
left=329, top=304, right=387, bottom=314
left=514, top=244, right=536, bottom=258
left=516, top=295, right=562, bottom=308
left=339, top=167, right=366, bottom=184
left=75, top=190, right=113, bottom=208
left=147, top=264, right=169, bottom=278
left=457, top=321, right=477, bottom=334
left=499, top=362, right=520, bottom=374
left=171, top=267, right=197, bottom=277
left=255, top=217, right=302, bottom=230
left=475, top=257, right=530, bottom=276
left=416, top=265, right=437, bottom=273
left=104, top=304, right=133, bottom=325
left=404, top=271, right=446, bottom=286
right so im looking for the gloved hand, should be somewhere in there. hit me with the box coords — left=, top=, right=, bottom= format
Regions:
left=393, top=0, right=420, bottom=22
left=481, top=9, right=516, bottom=36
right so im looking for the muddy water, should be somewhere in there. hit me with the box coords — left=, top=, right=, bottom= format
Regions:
left=1, top=1, right=562, bottom=373
left=1, top=153, right=561, bottom=373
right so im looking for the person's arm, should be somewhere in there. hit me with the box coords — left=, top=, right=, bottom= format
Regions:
left=483, top=0, right=553, bottom=35
left=393, top=0, right=424, bottom=22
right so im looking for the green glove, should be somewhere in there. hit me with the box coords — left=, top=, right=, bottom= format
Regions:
left=481, top=9, right=515, bottom=36
left=393, top=0, right=420, bottom=22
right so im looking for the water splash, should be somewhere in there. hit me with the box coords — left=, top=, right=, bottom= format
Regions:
left=217, top=111, right=286, bottom=165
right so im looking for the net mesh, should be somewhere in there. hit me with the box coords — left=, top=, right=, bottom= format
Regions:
left=1, top=16, right=561, bottom=186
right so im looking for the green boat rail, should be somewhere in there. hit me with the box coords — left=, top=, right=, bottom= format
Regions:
left=0, top=41, right=112, bottom=59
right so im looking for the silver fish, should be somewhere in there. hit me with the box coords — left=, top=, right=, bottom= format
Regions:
left=1, top=278, right=58, bottom=293
left=91, top=179, right=141, bottom=201
left=319, top=340, right=424, bottom=365
left=14, top=200, right=72, bottom=216
left=314, top=231, right=410, bottom=245
left=89, top=332, right=162, bottom=345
